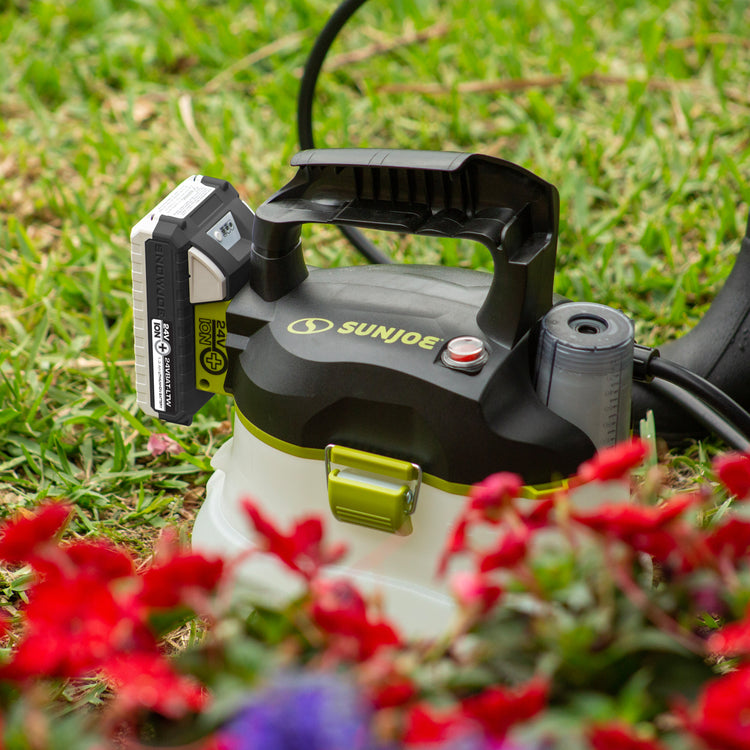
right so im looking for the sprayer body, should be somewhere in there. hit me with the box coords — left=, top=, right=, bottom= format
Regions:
left=132, top=149, right=638, bottom=632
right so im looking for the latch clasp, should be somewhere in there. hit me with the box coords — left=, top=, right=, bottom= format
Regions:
left=325, top=445, right=422, bottom=535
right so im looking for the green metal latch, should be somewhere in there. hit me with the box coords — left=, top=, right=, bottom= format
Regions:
left=325, top=445, right=422, bottom=535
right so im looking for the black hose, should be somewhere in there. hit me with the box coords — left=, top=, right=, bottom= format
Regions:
left=647, top=357, right=750, bottom=442
left=632, top=216, right=750, bottom=439
left=645, top=378, right=750, bottom=451
left=297, top=0, right=392, bottom=265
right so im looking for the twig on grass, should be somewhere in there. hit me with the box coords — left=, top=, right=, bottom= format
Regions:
left=202, top=31, right=308, bottom=94
left=178, top=95, right=213, bottom=157
left=381, top=72, right=710, bottom=96
left=322, top=22, right=450, bottom=71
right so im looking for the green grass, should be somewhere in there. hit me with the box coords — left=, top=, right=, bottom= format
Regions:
left=0, top=0, right=749, bottom=549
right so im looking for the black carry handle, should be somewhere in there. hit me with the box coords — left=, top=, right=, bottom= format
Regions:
left=251, top=148, right=559, bottom=346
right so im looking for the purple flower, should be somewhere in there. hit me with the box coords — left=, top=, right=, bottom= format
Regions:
left=218, top=672, right=391, bottom=750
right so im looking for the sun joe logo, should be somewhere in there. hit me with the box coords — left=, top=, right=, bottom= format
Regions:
left=287, top=318, right=335, bottom=334
left=288, top=317, right=442, bottom=351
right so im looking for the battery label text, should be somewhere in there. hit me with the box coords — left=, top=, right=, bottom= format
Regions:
left=151, top=319, right=173, bottom=412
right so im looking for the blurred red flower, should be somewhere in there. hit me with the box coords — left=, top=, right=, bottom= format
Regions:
left=146, top=433, right=182, bottom=457
left=681, top=665, right=750, bottom=750
left=588, top=722, right=667, bottom=750
left=478, top=526, right=530, bottom=572
left=242, top=498, right=347, bottom=580
left=369, top=673, right=417, bottom=710
left=468, top=472, right=524, bottom=520
left=572, top=494, right=696, bottom=561
left=707, top=608, right=750, bottom=657
left=461, top=678, right=548, bottom=740
left=102, top=651, right=208, bottom=719
left=436, top=515, right=470, bottom=576
left=137, top=551, right=225, bottom=609
left=577, top=438, right=649, bottom=483
left=309, top=578, right=400, bottom=660
left=402, top=704, right=481, bottom=746
left=706, top=517, right=750, bottom=562
left=0, top=501, right=71, bottom=564
left=714, top=452, right=750, bottom=500
left=450, top=571, right=503, bottom=616
left=31, top=539, right=135, bottom=585
left=1, top=573, right=154, bottom=681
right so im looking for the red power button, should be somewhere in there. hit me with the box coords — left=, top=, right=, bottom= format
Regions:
left=442, top=336, right=488, bottom=372
left=446, top=336, right=485, bottom=363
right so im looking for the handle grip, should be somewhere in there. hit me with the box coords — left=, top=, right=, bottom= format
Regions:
left=251, top=148, right=559, bottom=345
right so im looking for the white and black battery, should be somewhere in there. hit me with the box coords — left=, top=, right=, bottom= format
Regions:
left=534, top=302, right=635, bottom=448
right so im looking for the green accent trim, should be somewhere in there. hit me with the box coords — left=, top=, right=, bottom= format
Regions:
left=520, top=479, right=568, bottom=499
left=237, top=409, right=325, bottom=461
left=234, top=408, right=559, bottom=499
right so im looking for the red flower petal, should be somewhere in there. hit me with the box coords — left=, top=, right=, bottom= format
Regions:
left=436, top=515, right=470, bottom=577
left=450, top=571, right=503, bottom=615
left=309, top=578, right=400, bottom=660
left=577, top=438, right=649, bottom=483
left=714, top=452, right=750, bottom=500
left=682, top=665, right=750, bottom=750
left=242, top=498, right=347, bottom=580
left=138, top=552, right=225, bottom=609
left=2, top=574, right=154, bottom=680
left=707, top=518, right=750, bottom=561
left=708, top=612, right=750, bottom=657
left=461, top=677, right=548, bottom=740
left=587, top=722, right=667, bottom=750
left=370, top=674, right=418, bottom=709
left=402, top=704, right=479, bottom=745
left=102, top=652, right=208, bottom=718
left=468, top=472, right=524, bottom=519
left=0, top=502, right=71, bottom=564
left=146, top=433, right=182, bottom=457
left=478, top=526, right=530, bottom=571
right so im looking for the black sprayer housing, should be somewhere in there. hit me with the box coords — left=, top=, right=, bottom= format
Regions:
left=217, top=149, right=597, bottom=486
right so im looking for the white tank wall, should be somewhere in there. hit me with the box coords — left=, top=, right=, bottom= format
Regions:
left=192, top=414, right=469, bottom=636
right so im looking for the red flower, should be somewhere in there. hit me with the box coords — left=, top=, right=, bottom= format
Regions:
left=706, top=517, right=750, bottom=562
left=32, top=539, right=135, bottom=585
left=370, top=673, right=418, bottom=709
left=436, top=515, right=470, bottom=576
left=577, top=438, right=649, bottom=483
left=450, top=571, right=503, bottom=616
left=309, top=578, right=400, bottom=660
left=2, top=573, right=154, bottom=680
left=478, top=526, right=530, bottom=571
left=0, top=502, right=71, bottom=564
left=242, top=498, right=347, bottom=580
left=707, top=608, right=750, bottom=657
left=461, top=678, right=548, bottom=740
left=714, top=452, right=750, bottom=500
left=468, top=472, right=524, bottom=520
left=572, top=495, right=695, bottom=561
left=146, top=432, right=182, bottom=457
left=137, top=552, right=225, bottom=609
left=0, top=612, right=10, bottom=641
left=102, top=651, right=208, bottom=719
left=587, top=722, right=667, bottom=750
left=522, top=496, right=555, bottom=529
left=402, top=704, right=480, bottom=746
left=680, top=665, right=750, bottom=750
